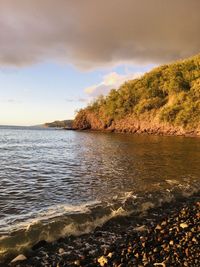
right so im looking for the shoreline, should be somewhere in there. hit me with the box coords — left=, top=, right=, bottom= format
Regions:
left=3, top=192, right=199, bottom=267
left=71, top=128, right=200, bottom=138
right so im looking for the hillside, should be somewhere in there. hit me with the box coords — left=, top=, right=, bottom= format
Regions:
left=45, top=120, right=73, bottom=129
left=73, top=54, right=200, bottom=136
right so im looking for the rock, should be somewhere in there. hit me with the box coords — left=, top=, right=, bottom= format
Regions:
left=155, top=224, right=162, bottom=230
left=192, top=237, right=197, bottom=243
left=161, top=221, right=167, bottom=226
left=134, top=225, right=147, bottom=232
left=74, top=259, right=81, bottom=265
left=127, top=246, right=132, bottom=253
left=185, top=248, right=189, bottom=257
left=107, top=252, right=113, bottom=258
left=180, top=223, right=188, bottom=229
left=11, top=254, right=27, bottom=263
left=142, top=253, right=148, bottom=262
left=135, top=252, right=139, bottom=258
left=142, top=242, right=146, bottom=248
left=98, top=256, right=108, bottom=266
left=58, top=248, right=65, bottom=254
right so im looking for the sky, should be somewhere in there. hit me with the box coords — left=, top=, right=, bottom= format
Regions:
left=0, top=0, right=199, bottom=125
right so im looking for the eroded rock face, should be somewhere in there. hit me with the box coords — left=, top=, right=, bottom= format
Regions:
left=73, top=110, right=105, bottom=130
left=74, top=111, right=200, bottom=137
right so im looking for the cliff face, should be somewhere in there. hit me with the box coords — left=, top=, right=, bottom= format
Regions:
left=73, top=110, right=104, bottom=130
left=73, top=54, right=200, bottom=136
left=73, top=111, right=200, bottom=136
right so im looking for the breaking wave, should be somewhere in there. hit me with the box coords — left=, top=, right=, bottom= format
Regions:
left=0, top=180, right=199, bottom=261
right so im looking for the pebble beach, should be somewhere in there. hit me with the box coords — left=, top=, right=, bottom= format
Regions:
left=2, top=192, right=199, bottom=267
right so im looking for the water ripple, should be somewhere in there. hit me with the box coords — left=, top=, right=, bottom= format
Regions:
left=0, top=126, right=200, bottom=239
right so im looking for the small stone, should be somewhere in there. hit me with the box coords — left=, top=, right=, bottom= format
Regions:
left=169, top=240, right=174, bottom=246
left=155, top=224, right=162, bottom=230
left=143, top=253, right=147, bottom=262
left=134, top=225, right=147, bottom=232
left=74, top=259, right=81, bottom=266
left=107, top=252, right=113, bottom=258
left=11, top=254, right=27, bottom=263
left=185, top=248, right=189, bottom=257
left=127, top=246, right=132, bottom=253
left=180, top=223, right=188, bottom=229
left=58, top=248, right=65, bottom=254
left=192, top=237, right=197, bottom=243
left=161, top=221, right=167, bottom=226
left=142, top=242, right=146, bottom=248
left=135, top=252, right=139, bottom=258
left=98, top=256, right=108, bottom=266
left=164, top=245, right=169, bottom=252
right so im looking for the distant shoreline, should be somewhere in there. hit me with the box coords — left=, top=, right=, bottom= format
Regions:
left=1, top=124, right=199, bottom=137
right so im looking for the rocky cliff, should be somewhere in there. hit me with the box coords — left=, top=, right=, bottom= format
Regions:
left=73, top=54, right=200, bottom=136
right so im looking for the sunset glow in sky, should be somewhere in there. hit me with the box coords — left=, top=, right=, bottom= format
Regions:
left=0, top=0, right=199, bottom=125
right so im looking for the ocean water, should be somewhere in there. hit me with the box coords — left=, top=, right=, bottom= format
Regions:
left=0, top=126, right=200, bottom=259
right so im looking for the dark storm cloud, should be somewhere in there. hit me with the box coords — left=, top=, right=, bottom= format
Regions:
left=0, top=0, right=199, bottom=68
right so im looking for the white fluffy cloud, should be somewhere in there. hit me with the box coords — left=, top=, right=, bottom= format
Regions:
left=85, top=72, right=142, bottom=97
left=0, top=0, right=199, bottom=68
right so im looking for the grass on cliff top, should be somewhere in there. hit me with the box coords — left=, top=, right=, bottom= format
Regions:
left=75, top=54, right=200, bottom=129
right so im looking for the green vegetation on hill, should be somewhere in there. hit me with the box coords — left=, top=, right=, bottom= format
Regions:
left=74, top=54, right=200, bottom=132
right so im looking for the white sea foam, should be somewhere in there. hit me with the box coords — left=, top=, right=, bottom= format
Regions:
left=1, top=201, right=100, bottom=234
left=0, top=204, right=128, bottom=260
left=61, top=206, right=128, bottom=238
left=0, top=185, right=199, bottom=261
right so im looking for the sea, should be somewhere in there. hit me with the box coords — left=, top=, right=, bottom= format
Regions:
left=0, top=126, right=199, bottom=259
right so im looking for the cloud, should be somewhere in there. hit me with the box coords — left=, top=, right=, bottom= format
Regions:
left=65, top=97, right=88, bottom=103
left=85, top=72, right=142, bottom=97
left=0, top=98, right=21, bottom=104
left=7, top=99, right=15, bottom=103
left=0, top=0, right=199, bottom=68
